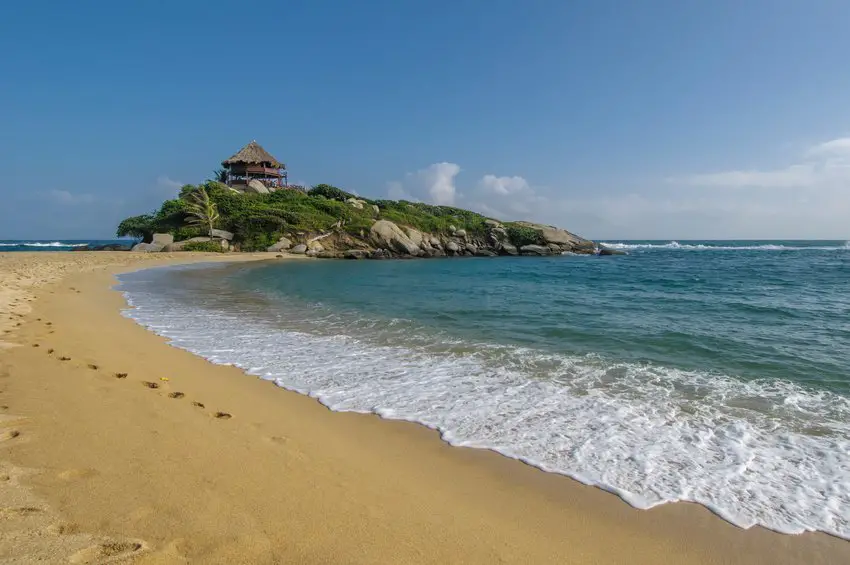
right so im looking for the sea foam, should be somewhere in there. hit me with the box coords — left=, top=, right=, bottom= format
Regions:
left=118, top=267, right=850, bottom=540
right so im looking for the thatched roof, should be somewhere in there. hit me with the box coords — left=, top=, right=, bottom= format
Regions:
left=222, top=140, right=284, bottom=168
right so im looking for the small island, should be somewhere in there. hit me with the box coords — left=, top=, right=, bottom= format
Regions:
left=117, top=141, right=610, bottom=258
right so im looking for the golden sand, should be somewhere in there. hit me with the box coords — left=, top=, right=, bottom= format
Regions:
left=0, top=251, right=846, bottom=564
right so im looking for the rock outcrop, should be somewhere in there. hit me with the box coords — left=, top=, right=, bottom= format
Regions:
left=290, top=244, right=308, bottom=254
left=370, top=220, right=421, bottom=256
left=267, top=236, right=292, bottom=252
left=131, top=242, right=164, bottom=252
left=247, top=179, right=270, bottom=194
left=151, top=233, right=174, bottom=247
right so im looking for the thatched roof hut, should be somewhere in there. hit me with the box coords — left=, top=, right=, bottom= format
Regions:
left=222, top=140, right=284, bottom=169
left=221, top=141, right=287, bottom=190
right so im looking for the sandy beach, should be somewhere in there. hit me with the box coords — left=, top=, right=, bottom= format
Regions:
left=0, top=251, right=847, bottom=564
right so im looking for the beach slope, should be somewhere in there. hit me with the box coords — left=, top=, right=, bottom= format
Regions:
left=0, top=252, right=846, bottom=564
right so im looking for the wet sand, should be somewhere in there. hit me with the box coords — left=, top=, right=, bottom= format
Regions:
left=0, top=251, right=847, bottom=564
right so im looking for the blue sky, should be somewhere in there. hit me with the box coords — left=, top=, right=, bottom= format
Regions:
left=3, top=0, right=850, bottom=240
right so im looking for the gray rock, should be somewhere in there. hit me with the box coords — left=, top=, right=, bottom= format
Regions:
left=247, top=179, right=270, bottom=194
left=445, top=241, right=460, bottom=253
left=484, top=219, right=502, bottom=228
left=453, top=229, right=467, bottom=238
left=162, top=236, right=211, bottom=252
left=307, top=241, right=325, bottom=253
left=369, top=220, right=421, bottom=255
left=500, top=243, right=519, bottom=256
left=211, top=229, right=234, bottom=241
left=520, top=244, right=552, bottom=256
left=464, top=243, right=478, bottom=254
left=151, top=233, right=174, bottom=246
left=475, top=249, right=497, bottom=257
left=598, top=247, right=627, bottom=256
left=267, top=237, right=293, bottom=252
left=372, top=204, right=380, bottom=216
left=429, top=236, right=442, bottom=247
left=131, top=242, right=164, bottom=253
left=548, top=243, right=562, bottom=254
left=403, top=227, right=425, bottom=248
left=346, top=198, right=365, bottom=210
left=448, top=224, right=457, bottom=233
left=370, top=249, right=389, bottom=259
left=290, top=244, right=308, bottom=254
left=344, top=249, right=368, bottom=259
left=306, top=249, right=319, bottom=257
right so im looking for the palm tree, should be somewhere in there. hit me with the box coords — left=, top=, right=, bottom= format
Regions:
left=185, top=187, right=220, bottom=237
left=212, top=168, right=228, bottom=184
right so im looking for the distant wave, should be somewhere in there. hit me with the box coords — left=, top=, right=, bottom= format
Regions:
left=599, top=241, right=850, bottom=251
left=0, top=242, right=89, bottom=248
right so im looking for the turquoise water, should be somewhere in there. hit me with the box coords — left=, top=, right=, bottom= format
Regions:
left=118, top=240, right=850, bottom=538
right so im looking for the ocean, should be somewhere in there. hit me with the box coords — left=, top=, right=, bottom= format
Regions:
left=0, top=239, right=131, bottom=251
left=116, top=240, right=850, bottom=538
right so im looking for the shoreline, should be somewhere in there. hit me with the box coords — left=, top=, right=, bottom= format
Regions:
left=0, top=252, right=847, bottom=563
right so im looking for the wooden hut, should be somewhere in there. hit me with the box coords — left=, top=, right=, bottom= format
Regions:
left=221, top=141, right=287, bottom=190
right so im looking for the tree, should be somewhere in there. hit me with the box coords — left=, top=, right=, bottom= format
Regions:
left=116, top=214, right=155, bottom=241
left=184, top=187, right=220, bottom=237
left=212, top=169, right=228, bottom=184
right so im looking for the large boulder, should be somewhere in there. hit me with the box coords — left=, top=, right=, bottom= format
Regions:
left=346, top=198, right=365, bottom=210
left=247, top=179, right=270, bottom=194
left=464, top=243, right=478, bottom=254
left=151, top=233, right=173, bottom=246
left=520, top=244, right=552, bottom=256
left=403, top=227, right=425, bottom=248
left=344, top=249, right=368, bottom=260
left=307, top=241, right=325, bottom=253
left=513, top=222, right=590, bottom=250
left=132, top=242, right=164, bottom=253
left=598, top=247, right=627, bottom=256
left=267, top=236, right=293, bottom=252
left=369, top=220, right=421, bottom=256
left=445, top=241, right=461, bottom=254
left=290, top=244, right=308, bottom=254
left=371, top=205, right=380, bottom=216
left=211, top=229, right=234, bottom=241
left=453, top=229, right=467, bottom=238
left=500, top=243, right=519, bottom=256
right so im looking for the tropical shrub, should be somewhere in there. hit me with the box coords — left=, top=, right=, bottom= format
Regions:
left=182, top=240, right=224, bottom=252
left=505, top=224, right=543, bottom=247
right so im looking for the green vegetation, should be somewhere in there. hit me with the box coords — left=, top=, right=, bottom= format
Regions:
left=184, top=187, right=220, bottom=237
left=182, top=240, right=224, bottom=253
left=117, top=181, right=494, bottom=250
left=504, top=223, right=544, bottom=247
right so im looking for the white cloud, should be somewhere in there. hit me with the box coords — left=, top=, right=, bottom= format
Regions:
left=156, top=175, right=183, bottom=198
left=48, top=189, right=95, bottom=204
left=386, top=162, right=460, bottom=205
left=676, top=137, right=850, bottom=189
left=479, top=174, right=532, bottom=195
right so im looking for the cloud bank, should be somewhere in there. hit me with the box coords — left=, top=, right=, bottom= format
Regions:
left=387, top=137, right=850, bottom=240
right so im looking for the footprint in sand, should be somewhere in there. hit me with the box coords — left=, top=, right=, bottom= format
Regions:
left=59, top=356, right=71, bottom=361
left=0, top=506, right=42, bottom=516
left=141, top=381, right=159, bottom=389
left=167, top=392, right=184, bottom=399
left=114, top=372, right=127, bottom=379
left=0, top=430, right=20, bottom=442
left=31, top=344, right=39, bottom=348
left=47, top=522, right=81, bottom=535
left=58, top=468, right=98, bottom=481
left=213, top=412, right=232, bottom=420
left=191, top=401, right=205, bottom=409
left=70, top=540, right=145, bottom=564
left=47, top=348, right=54, bottom=354
left=87, top=364, right=98, bottom=370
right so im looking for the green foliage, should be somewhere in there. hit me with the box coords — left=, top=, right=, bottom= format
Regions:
left=505, top=223, right=543, bottom=247
left=184, top=187, right=220, bottom=237
left=308, top=184, right=356, bottom=202
left=182, top=240, right=224, bottom=253
left=118, top=179, right=500, bottom=249
left=116, top=214, right=155, bottom=241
